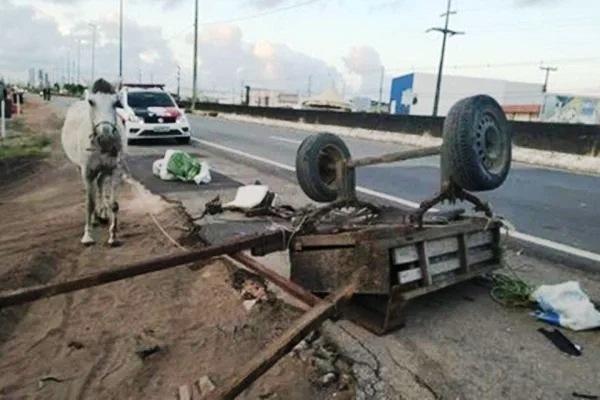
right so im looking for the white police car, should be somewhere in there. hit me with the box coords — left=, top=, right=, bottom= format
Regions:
left=117, top=84, right=191, bottom=145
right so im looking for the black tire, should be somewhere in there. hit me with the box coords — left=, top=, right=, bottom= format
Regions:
left=176, top=137, right=191, bottom=145
left=441, top=95, right=512, bottom=192
left=295, top=133, right=354, bottom=202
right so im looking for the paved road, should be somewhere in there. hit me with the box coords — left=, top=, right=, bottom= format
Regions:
left=188, top=116, right=600, bottom=260
left=49, top=97, right=600, bottom=263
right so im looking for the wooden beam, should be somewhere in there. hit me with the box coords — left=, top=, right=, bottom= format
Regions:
left=206, top=266, right=366, bottom=400
left=0, top=231, right=285, bottom=308
left=230, top=253, right=320, bottom=307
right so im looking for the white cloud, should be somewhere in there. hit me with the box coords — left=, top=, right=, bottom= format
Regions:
left=189, top=23, right=343, bottom=96
left=343, top=45, right=390, bottom=98
left=0, top=1, right=177, bottom=86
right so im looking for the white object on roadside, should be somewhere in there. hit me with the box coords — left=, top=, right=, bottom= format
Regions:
left=152, top=149, right=211, bottom=185
left=224, top=184, right=269, bottom=209
left=152, top=158, right=176, bottom=181
left=531, top=281, right=600, bottom=331
left=193, top=161, right=212, bottom=184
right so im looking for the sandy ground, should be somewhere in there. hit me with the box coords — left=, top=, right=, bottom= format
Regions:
left=0, top=97, right=353, bottom=399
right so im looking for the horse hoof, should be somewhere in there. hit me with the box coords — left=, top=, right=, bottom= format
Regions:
left=81, top=236, right=95, bottom=246
left=108, top=239, right=122, bottom=247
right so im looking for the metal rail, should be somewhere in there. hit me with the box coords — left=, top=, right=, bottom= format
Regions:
left=347, top=145, right=442, bottom=168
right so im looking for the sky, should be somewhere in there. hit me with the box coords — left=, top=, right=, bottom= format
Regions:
left=1, top=0, right=599, bottom=100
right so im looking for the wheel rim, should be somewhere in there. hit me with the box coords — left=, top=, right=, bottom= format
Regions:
left=317, top=145, right=343, bottom=188
left=475, top=113, right=507, bottom=175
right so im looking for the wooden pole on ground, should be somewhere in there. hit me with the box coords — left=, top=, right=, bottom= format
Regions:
left=0, top=231, right=285, bottom=308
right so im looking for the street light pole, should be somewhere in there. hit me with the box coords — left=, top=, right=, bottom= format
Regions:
left=191, top=0, right=199, bottom=110
left=89, top=23, right=97, bottom=84
left=427, top=0, right=464, bottom=117
left=177, top=65, right=181, bottom=99
left=77, top=39, right=81, bottom=85
left=119, top=0, right=123, bottom=84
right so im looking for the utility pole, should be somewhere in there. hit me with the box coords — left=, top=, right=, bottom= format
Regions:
left=427, top=0, right=464, bottom=116
left=119, top=0, right=124, bottom=85
left=177, top=65, right=181, bottom=98
left=77, top=39, right=81, bottom=84
left=191, top=0, right=199, bottom=110
left=307, top=75, right=312, bottom=97
left=378, top=65, right=385, bottom=114
left=67, top=50, right=71, bottom=84
left=89, top=23, right=97, bottom=84
left=540, top=65, right=557, bottom=93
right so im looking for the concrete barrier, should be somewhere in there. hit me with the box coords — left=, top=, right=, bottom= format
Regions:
left=184, top=102, right=600, bottom=157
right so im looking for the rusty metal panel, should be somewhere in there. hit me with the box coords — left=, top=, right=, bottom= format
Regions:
left=290, top=243, right=390, bottom=294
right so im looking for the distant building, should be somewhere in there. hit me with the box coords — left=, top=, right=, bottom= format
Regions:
left=28, top=68, right=36, bottom=87
left=350, top=96, right=390, bottom=113
left=248, top=88, right=299, bottom=108
left=540, top=94, right=600, bottom=125
left=389, top=72, right=544, bottom=117
left=302, top=88, right=351, bottom=112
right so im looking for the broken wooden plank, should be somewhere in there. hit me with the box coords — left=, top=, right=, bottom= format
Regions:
left=0, top=231, right=286, bottom=308
left=230, top=252, right=320, bottom=307
left=205, top=266, right=366, bottom=400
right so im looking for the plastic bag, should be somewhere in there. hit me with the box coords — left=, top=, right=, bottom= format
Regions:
left=531, top=281, right=600, bottom=331
left=153, top=150, right=211, bottom=185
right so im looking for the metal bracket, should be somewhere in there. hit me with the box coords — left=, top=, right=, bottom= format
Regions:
left=412, top=182, right=493, bottom=227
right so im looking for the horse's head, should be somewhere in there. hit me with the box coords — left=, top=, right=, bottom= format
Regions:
left=88, top=79, right=122, bottom=155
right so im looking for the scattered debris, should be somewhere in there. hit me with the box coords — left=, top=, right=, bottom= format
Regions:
left=134, top=334, right=163, bottom=360
left=67, top=340, right=84, bottom=350
left=243, top=299, right=258, bottom=311
left=538, top=328, right=582, bottom=356
left=224, top=184, right=270, bottom=210
left=153, top=149, right=211, bottom=184
left=531, top=281, right=600, bottom=330
left=490, top=272, right=534, bottom=307
left=178, top=384, right=192, bottom=400
left=204, top=195, right=223, bottom=215
left=573, top=392, right=599, bottom=400
left=37, top=375, right=64, bottom=389
left=196, top=375, right=216, bottom=395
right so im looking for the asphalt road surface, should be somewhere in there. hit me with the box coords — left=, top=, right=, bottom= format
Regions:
left=188, top=116, right=600, bottom=262
left=49, top=97, right=600, bottom=264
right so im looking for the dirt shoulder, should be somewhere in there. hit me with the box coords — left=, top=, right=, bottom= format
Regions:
left=0, top=97, right=352, bottom=399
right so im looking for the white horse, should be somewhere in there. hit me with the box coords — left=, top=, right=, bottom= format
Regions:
left=62, top=79, right=125, bottom=245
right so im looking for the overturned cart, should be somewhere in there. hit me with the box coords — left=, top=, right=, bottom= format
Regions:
left=290, top=94, right=512, bottom=334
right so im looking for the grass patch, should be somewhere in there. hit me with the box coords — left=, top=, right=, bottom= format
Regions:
left=0, top=134, right=52, bottom=160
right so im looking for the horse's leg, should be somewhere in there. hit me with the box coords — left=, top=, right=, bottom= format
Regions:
left=81, top=171, right=96, bottom=245
left=94, top=174, right=108, bottom=225
left=107, top=170, right=120, bottom=246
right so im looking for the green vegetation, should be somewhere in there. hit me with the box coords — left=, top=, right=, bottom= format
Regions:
left=0, top=134, right=52, bottom=160
left=490, top=272, right=534, bottom=308
left=62, top=83, right=86, bottom=97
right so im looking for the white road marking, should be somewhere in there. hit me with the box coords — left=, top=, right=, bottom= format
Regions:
left=192, top=137, right=600, bottom=264
left=270, top=136, right=302, bottom=145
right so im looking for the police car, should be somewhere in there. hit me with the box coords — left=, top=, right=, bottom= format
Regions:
left=117, top=84, right=191, bottom=145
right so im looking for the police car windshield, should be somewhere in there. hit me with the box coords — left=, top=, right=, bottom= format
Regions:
left=127, top=91, right=175, bottom=108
